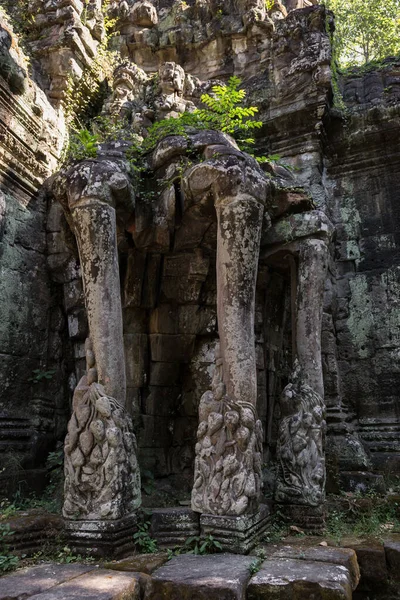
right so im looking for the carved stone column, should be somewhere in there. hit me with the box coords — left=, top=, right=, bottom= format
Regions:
left=71, top=200, right=126, bottom=405
left=216, top=194, right=264, bottom=408
left=53, top=158, right=141, bottom=556
left=296, top=238, right=329, bottom=398
left=187, top=154, right=270, bottom=553
left=54, top=159, right=135, bottom=407
left=275, top=238, right=329, bottom=531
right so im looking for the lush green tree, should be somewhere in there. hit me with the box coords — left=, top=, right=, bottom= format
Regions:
left=325, top=0, right=400, bottom=67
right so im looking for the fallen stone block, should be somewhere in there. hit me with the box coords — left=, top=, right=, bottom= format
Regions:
left=247, top=557, right=353, bottom=600
left=258, top=544, right=360, bottom=589
left=147, top=553, right=254, bottom=600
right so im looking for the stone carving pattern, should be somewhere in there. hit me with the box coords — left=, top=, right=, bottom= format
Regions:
left=192, top=348, right=263, bottom=516
left=63, top=339, right=141, bottom=520
left=275, top=361, right=326, bottom=507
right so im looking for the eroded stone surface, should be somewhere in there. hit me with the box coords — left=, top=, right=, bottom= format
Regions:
left=103, top=552, right=169, bottom=575
left=258, top=544, right=360, bottom=590
left=247, top=558, right=353, bottom=600
left=147, top=553, right=254, bottom=600
left=28, top=569, right=141, bottom=600
left=275, top=362, right=326, bottom=508
left=0, top=564, right=95, bottom=600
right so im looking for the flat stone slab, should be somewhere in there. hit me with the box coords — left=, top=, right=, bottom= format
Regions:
left=146, top=553, right=254, bottom=600
left=247, top=558, right=353, bottom=600
left=28, top=569, right=141, bottom=600
left=103, top=552, right=169, bottom=574
left=0, top=564, right=95, bottom=600
left=259, top=544, right=360, bottom=589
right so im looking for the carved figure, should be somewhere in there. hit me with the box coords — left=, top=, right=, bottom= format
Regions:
left=154, top=62, right=195, bottom=119
left=63, top=339, right=141, bottom=520
left=275, top=360, right=326, bottom=507
left=191, top=346, right=263, bottom=516
left=102, top=61, right=150, bottom=130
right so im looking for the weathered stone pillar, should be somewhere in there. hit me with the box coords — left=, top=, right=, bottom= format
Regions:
left=71, top=200, right=126, bottom=405
left=275, top=238, right=329, bottom=531
left=296, top=238, right=329, bottom=398
left=216, top=194, right=264, bottom=408
left=53, top=158, right=141, bottom=557
left=192, top=189, right=269, bottom=552
left=148, top=132, right=271, bottom=552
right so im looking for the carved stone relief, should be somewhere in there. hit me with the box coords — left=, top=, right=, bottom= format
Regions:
left=63, top=339, right=141, bottom=520
left=192, top=347, right=263, bottom=516
left=275, top=361, right=326, bottom=507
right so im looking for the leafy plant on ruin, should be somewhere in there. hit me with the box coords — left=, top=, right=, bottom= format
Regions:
left=249, top=557, right=262, bottom=575
left=0, top=523, right=18, bottom=573
left=67, top=129, right=100, bottom=161
left=133, top=520, right=158, bottom=553
left=67, top=77, right=275, bottom=168
left=28, top=368, right=56, bottom=384
left=183, top=534, right=223, bottom=555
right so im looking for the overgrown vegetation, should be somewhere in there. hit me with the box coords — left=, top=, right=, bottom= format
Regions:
left=0, top=523, right=18, bottom=573
left=66, top=75, right=273, bottom=171
left=326, top=492, right=400, bottom=545
left=133, top=519, right=158, bottom=554
left=182, top=534, right=223, bottom=555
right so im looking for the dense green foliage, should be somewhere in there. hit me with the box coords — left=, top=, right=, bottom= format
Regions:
left=325, top=0, right=400, bottom=67
left=67, top=76, right=265, bottom=164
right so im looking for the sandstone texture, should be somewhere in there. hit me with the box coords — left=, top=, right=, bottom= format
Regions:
left=0, top=0, right=399, bottom=534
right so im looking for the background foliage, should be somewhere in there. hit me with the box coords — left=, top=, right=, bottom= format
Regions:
left=325, top=0, right=400, bottom=68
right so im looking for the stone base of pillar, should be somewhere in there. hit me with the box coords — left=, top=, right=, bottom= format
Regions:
left=64, top=514, right=137, bottom=558
left=150, top=508, right=200, bottom=548
left=199, top=504, right=270, bottom=554
left=276, top=504, right=325, bottom=533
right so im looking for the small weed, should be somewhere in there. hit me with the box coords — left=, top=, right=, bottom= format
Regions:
left=0, top=523, right=18, bottom=573
left=166, top=546, right=182, bottom=560
left=183, top=534, right=223, bottom=555
left=56, top=546, right=89, bottom=564
left=0, top=500, right=18, bottom=520
left=28, top=369, right=56, bottom=384
left=67, top=129, right=99, bottom=161
left=133, top=521, right=158, bottom=554
left=249, top=557, right=262, bottom=575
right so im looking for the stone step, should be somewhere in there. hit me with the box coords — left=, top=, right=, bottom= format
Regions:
left=145, top=553, right=255, bottom=600
left=0, top=565, right=142, bottom=600
left=28, top=569, right=142, bottom=600
left=0, top=564, right=96, bottom=600
left=258, top=543, right=360, bottom=590
left=0, top=547, right=359, bottom=600
left=247, top=558, right=353, bottom=600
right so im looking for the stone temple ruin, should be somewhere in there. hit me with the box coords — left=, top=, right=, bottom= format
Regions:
left=1, top=0, right=400, bottom=593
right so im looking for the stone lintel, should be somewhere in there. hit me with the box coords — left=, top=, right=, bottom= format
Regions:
left=64, top=514, right=138, bottom=558
left=200, top=504, right=270, bottom=554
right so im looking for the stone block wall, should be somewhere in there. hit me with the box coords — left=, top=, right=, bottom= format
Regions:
left=323, top=70, right=400, bottom=475
left=0, top=22, right=67, bottom=490
left=2, top=0, right=400, bottom=502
